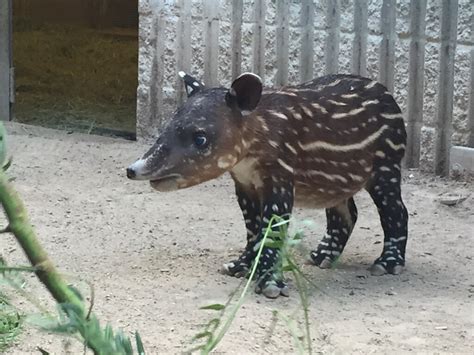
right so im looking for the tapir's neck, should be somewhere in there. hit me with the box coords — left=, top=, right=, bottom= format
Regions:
left=238, top=90, right=294, bottom=157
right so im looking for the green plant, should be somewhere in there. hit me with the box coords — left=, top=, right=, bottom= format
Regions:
left=0, top=293, right=22, bottom=352
left=190, top=215, right=316, bottom=354
left=0, top=122, right=145, bottom=354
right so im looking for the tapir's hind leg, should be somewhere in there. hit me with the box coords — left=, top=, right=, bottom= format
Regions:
left=221, top=184, right=260, bottom=277
left=310, top=197, right=358, bottom=267
left=366, top=157, right=408, bottom=275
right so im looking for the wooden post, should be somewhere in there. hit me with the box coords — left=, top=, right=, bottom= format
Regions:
left=299, top=0, right=314, bottom=83
left=468, top=17, right=474, bottom=148
left=231, top=0, right=243, bottom=81
left=405, top=0, right=427, bottom=168
left=145, top=2, right=166, bottom=136
left=176, top=0, right=192, bottom=105
left=203, top=0, right=219, bottom=87
left=325, top=0, right=341, bottom=75
left=434, top=0, right=458, bottom=176
left=351, top=0, right=368, bottom=77
left=0, top=0, right=13, bottom=121
left=275, top=0, right=290, bottom=87
left=378, top=0, right=396, bottom=92
left=252, top=0, right=266, bottom=80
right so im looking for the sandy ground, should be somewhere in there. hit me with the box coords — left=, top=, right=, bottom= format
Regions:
left=2, top=122, right=473, bottom=354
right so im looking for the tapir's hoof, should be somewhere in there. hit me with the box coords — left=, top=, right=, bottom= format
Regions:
left=309, top=250, right=334, bottom=269
left=220, top=260, right=250, bottom=278
left=370, top=261, right=404, bottom=276
left=255, top=279, right=289, bottom=299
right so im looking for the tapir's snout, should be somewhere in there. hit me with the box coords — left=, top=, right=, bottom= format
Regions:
left=126, top=167, right=136, bottom=179
left=126, top=158, right=153, bottom=181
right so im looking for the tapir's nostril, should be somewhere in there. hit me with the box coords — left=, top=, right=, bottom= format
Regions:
left=126, top=167, right=136, bottom=179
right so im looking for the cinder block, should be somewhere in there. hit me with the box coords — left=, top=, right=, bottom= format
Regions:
left=450, top=146, right=474, bottom=173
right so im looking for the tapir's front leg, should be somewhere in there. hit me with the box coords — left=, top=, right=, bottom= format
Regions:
left=254, top=176, right=295, bottom=298
left=221, top=183, right=261, bottom=277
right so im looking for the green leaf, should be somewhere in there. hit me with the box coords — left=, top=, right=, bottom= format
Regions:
left=135, top=331, right=146, bottom=355
left=2, top=158, right=12, bottom=172
left=60, top=302, right=84, bottom=319
left=205, top=318, right=220, bottom=332
left=263, top=241, right=283, bottom=249
left=200, top=304, right=225, bottom=311
left=266, top=231, right=284, bottom=239
left=116, top=332, right=133, bottom=355
left=67, top=285, right=84, bottom=301
left=25, top=314, right=60, bottom=331
left=36, top=347, right=50, bottom=355
left=193, top=331, right=212, bottom=340
left=104, top=324, right=114, bottom=341
left=281, top=265, right=294, bottom=272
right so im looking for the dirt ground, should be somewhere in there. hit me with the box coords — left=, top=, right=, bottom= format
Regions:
left=2, top=122, right=473, bottom=354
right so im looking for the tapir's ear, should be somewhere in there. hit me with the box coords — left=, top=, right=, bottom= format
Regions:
left=226, top=73, right=263, bottom=115
left=178, top=71, right=205, bottom=97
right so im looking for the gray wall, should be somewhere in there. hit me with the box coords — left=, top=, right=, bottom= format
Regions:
left=137, top=0, right=473, bottom=169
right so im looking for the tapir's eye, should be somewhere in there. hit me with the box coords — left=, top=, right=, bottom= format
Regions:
left=193, top=132, right=208, bottom=148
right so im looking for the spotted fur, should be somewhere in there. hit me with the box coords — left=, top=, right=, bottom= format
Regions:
left=127, top=72, right=408, bottom=299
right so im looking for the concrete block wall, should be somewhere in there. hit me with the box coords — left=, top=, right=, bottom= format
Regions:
left=137, top=0, right=473, bottom=171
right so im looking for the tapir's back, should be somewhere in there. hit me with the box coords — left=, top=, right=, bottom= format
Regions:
left=253, top=74, right=406, bottom=208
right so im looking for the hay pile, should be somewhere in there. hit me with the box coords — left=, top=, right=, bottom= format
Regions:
left=14, top=22, right=138, bottom=134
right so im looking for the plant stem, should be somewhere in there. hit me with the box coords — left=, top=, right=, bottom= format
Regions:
left=274, top=311, right=305, bottom=355
left=0, top=171, right=103, bottom=354
left=292, top=267, right=312, bottom=355
left=202, top=216, right=277, bottom=353
left=0, top=172, right=83, bottom=310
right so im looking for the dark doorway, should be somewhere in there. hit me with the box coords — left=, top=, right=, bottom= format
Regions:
left=13, top=0, right=138, bottom=138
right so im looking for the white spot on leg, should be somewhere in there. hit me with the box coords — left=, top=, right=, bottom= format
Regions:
left=375, top=150, right=386, bottom=158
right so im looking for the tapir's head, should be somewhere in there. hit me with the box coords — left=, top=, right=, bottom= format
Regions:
left=126, top=72, right=263, bottom=191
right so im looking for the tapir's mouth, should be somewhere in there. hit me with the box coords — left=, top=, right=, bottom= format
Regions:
left=149, top=174, right=182, bottom=191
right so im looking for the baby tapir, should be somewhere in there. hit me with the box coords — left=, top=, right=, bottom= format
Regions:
left=127, top=71, right=408, bottom=298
